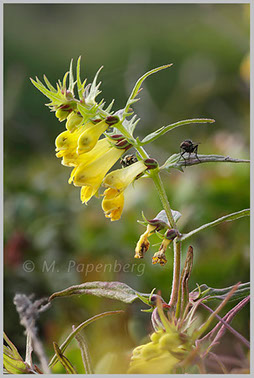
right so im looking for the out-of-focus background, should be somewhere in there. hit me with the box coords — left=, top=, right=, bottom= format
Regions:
left=4, top=3, right=250, bottom=374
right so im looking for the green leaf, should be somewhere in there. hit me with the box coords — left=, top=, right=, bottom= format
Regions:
left=191, top=282, right=250, bottom=303
left=122, top=64, right=173, bottom=119
left=140, top=118, right=215, bottom=145
left=53, top=342, right=77, bottom=374
left=43, top=75, right=57, bottom=92
left=30, top=76, right=67, bottom=107
left=4, top=332, right=23, bottom=361
left=74, top=330, right=93, bottom=374
left=49, top=281, right=150, bottom=304
left=68, top=59, right=75, bottom=93
left=3, top=354, right=30, bottom=374
left=179, top=209, right=250, bottom=242
left=192, top=283, right=240, bottom=340
left=3, top=333, right=30, bottom=374
left=85, top=66, right=103, bottom=105
left=161, top=153, right=183, bottom=170
left=49, top=310, right=123, bottom=367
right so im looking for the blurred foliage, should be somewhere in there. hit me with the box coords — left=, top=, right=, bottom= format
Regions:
left=4, top=3, right=249, bottom=374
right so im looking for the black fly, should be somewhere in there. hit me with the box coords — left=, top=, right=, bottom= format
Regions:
left=179, top=139, right=200, bottom=166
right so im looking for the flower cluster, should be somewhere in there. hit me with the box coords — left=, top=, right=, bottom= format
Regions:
left=135, top=210, right=180, bottom=265
left=31, top=60, right=149, bottom=221
left=56, top=116, right=149, bottom=220
left=128, top=305, right=193, bottom=374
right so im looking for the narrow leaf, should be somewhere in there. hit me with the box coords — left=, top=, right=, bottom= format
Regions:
left=49, top=310, right=123, bottom=367
left=62, top=71, right=69, bottom=91
left=200, top=301, right=250, bottom=349
left=191, top=282, right=250, bottom=303
left=192, top=283, right=239, bottom=340
left=43, top=75, right=57, bottom=92
left=123, top=64, right=173, bottom=118
left=179, top=209, right=250, bottom=242
left=141, top=118, right=215, bottom=145
left=73, top=327, right=93, bottom=374
left=53, top=342, right=77, bottom=374
left=68, top=59, right=74, bottom=92
left=3, top=354, right=30, bottom=374
left=49, top=281, right=149, bottom=304
left=3, top=333, right=23, bottom=361
left=30, top=77, right=65, bottom=105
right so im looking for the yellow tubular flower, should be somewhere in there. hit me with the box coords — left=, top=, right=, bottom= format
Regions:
left=68, top=138, right=112, bottom=180
left=80, top=185, right=97, bottom=204
left=77, top=120, right=110, bottom=154
left=55, top=124, right=88, bottom=152
left=152, top=238, right=171, bottom=266
left=135, top=224, right=156, bottom=259
left=73, top=146, right=124, bottom=203
left=66, top=111, right=83, bottom=133
left=102, top=191, right=124, bottom=221
left=101, top=160, right=147, bottom=221
left=128, top=328, right=190, bottom=374
left=102, top=160, right=147, bottom=197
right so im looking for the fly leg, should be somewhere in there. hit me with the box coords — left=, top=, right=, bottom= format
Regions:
left=193, top=145, right=201, bottom=163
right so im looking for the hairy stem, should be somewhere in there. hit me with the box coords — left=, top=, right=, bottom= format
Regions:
left=169, top=239, right=181, bottom=307
left=149, top=170, right=176, bottom=229
left=147, top=169, right=181, bottom=307
left=120, top=122, right=181, bottom=309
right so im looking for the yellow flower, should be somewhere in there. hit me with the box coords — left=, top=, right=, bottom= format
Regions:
left=66, top=111, right=83, bottom=132
left=102, top=160, right=147, bottom=196
left=101, top=160, right=147, bottom=221
left=152, top=239, right=170, bottom=266
left=152, top=229, right=178, bottom=266
left=77, top=120, right=110, bottom=154
left=134, top=224, right=156, bottom=259
left=55, top=123, right=89, bottom=152
left=72, top=146, right=124, bottom=203
left=101, top=190, right=124, bottom=221
left=128, top=329, right=183, bottom=374
left=68, top=138, right=112, bottom=180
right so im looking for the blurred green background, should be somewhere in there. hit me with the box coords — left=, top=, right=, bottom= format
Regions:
left=4, top=3, right=249, bottom=374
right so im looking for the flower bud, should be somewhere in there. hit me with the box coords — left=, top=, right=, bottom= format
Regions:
left=55, top=106, right=72, bottom=122
left=65, top=90, right=74, bottom=100
left=66, top=112, right=83, bottom=132
left=140, top=342, right=159, bottom=359
left=150, top=329, right=164, bottom=343
left=165, top=228, right=179, bottom=241
left=109, top=134, right=124, bottom=141
left=144, top=158, right=158, bottom=170
left=115, top=139, right=132, bottom=150
left=159, top=332, right=182, bottom=351
left=105, top=115, right=120, bottom=126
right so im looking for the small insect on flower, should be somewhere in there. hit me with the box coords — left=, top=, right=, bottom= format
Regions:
left=179, top=139, right=201, bottom=166
left=120, top=154, right=138, bottom=168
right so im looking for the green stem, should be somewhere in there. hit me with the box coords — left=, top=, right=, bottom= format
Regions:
left=116, top=122, right=149, bottom=159
left=118, top=121, right=181, bottom=308
left=169, top=240, right=181, bottom=307
left=149, top=170, right=176, bottom=229
left=149, top=170, right=181, bottom=307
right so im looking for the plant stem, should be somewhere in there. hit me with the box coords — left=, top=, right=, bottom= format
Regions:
left=169, top=239, right=181, bottom=307
left=149, top=170, right=181, bottom=307
left=120, top=122, right=182, bottom=309
left=149, top=170, right=176, bottom=229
